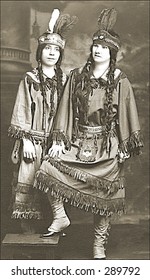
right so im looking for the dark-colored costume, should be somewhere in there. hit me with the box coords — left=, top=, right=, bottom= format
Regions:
left=8, top=68, right=67, bottom=219
left=34, top=67, right=143, bottom=216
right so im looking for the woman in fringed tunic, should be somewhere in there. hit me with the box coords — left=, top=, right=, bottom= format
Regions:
left=8, top=9, right=77, bottom=223
left=33, top=8, right=143, bottom=259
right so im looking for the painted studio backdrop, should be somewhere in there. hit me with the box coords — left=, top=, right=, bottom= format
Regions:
left=1, top=1, right=149, bottom=237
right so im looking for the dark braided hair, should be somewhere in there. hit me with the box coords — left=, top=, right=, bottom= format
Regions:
left=55, top=57, right=64, bottom=104
left=75, top=37, right=118, bottom=133
left=104, top=47, right=118, bottom=134
left=73, top=52, right=94, bottom=125
left=35, top=43, right=64, bottom=129
left=36, top=43, right=64, bottom=105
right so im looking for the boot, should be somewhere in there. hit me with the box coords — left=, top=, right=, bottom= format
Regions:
left=41, top=195, right=70, bottom=238
left=93, top=214, right=110, bottom=259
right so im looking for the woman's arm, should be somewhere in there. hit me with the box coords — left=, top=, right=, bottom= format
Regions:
left=9, top=75, right=37, bottom=162
left=118, top=77, right=144, bottom=157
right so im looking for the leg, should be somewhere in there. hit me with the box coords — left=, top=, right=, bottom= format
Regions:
left=11, top=145, right=43, bottom=231
left=41, top=194, right=70, bottom=237
left=93, top=214, right=110, bottom=259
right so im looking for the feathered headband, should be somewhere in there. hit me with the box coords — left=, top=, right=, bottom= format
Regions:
left=93, top=8, right=121, bottom=51
left=38, top=9, right=78, bottom=49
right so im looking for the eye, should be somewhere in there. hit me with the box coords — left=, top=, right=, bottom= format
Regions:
left=45, top=45, right=50, bottom=50
left=102, top=45, right=108, bottom=49
left=55, top=47, right=60, bottom=52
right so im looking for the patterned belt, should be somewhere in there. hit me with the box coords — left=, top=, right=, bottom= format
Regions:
left=78, top=124, right=106, bottom=134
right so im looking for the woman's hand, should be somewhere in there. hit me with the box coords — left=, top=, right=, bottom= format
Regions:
left=48, top=140, right=65, bottom=158
left=23, top=138, right=36, bottom=162
left=117, top=149, right=130, bottom=163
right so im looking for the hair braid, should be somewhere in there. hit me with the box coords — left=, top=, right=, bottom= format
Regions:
left=80, top=53, right=94, bottom=83
left=74, top=44, right=117, bottom=130
left=74, top=54, right=94, bottom=124
left=55, top=59, right=64, bottom=105
left=104, top=49, right=117, bottom=133
left=37, top=60, right=48, bottom=130
left=37, top=60, right=46, bottom=97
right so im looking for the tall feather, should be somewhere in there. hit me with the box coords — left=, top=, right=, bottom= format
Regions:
left=54, top=14, right=78, bottom=38
left=48, top=9, right=60, bottom=33
left=98, top=8, right=117, bottom=31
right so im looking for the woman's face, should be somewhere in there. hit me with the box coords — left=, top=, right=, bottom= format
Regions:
left=41, top=44, right=60, bottom=67
left=92, top=44, right=110, bottom=64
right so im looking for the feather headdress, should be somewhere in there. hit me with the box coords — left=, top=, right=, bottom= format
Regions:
left=38, top=9, right=78, bottom=49
left=98, top=8, right=117, bottom=31
left=54, top=14, right=78, bottom=38
left=93, top=8, right=121, bottom=51
left=48, top=9, right=60, bottom=33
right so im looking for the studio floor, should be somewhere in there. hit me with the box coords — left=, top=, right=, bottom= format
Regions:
left=2, top=221, right=148, bottom=260
left=1, top=207, right=149, bottom=260
left=55, top=222, right=149, bottom=260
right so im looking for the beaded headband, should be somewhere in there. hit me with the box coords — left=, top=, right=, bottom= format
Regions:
left=38, top=9, right=78, bottom=49
left=92, top=8, right=121, bottom=51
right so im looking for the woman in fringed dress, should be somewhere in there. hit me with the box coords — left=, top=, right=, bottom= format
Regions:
left=8, top=9, right=77, bottom=225
left=33, top=8, right=143, bottom=259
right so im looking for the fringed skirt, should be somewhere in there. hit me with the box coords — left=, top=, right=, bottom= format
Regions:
left=34, top=135, right=125, bottom=217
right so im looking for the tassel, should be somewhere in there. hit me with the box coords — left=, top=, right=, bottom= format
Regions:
left=74, top=117, right=79, bottom=137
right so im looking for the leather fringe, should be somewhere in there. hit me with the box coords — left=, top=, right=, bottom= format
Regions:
left=34, top=171, right=125, bottom=216
left=119, top=130, right=144, bottom=155
left=45, top=157, right=125, bottom=195
left=52, top=130, right=71, bottom=150
left=8, top=125, right=33, bottom=141
left=11, top=209, right=42, bottom=219
left=11, top=184, right=43, bottom=219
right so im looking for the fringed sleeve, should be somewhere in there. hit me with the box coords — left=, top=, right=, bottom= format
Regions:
left=8, top=75, right=33, bottom=140
left=118, top=77, right=144, bottom=156
left=52, top=130, right=71, bottom=150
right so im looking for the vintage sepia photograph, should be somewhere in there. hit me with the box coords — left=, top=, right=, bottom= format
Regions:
left=1, top=0, right=149, bottom=262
